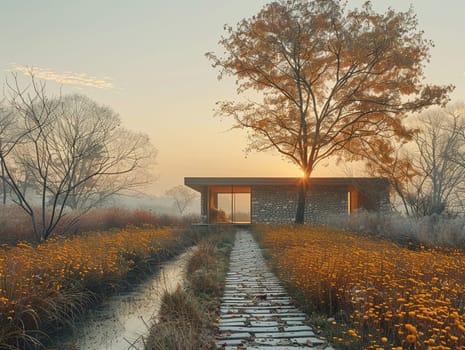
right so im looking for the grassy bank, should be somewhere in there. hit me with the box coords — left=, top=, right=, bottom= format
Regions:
left=254, top=225, right=465, bottom=350
left=0, top=226, right=200, bottom=349
left=145, top=228, right=235, bottom=350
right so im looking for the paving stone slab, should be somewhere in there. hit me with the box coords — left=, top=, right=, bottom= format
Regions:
left=254, top=337, right=326, bottom=346
left=219, top=321, right=247, bottom=327
left=285, top=320, right=306, bottom=326
left=290, top=337, right=326, bottom=345
left=280, top=316, right=307, bottom=321
left=219, top=326, right=281, bottom=333
left=283, top=325, right=315, bottom=332
left=222, top=305, right=296, bottom=311
left=254, top=331, right=317, bottom=339
left=249, top=320, right=280, bottom=327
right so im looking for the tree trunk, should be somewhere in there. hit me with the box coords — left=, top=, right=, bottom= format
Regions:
left=1, top=161, right=6, bottom=205
left=295, top=179, right=308, bottom=224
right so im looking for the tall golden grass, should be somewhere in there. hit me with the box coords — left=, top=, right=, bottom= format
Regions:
left=0, top=226, right=185, bottom=349
left=258, top=225, right=465, bottom=350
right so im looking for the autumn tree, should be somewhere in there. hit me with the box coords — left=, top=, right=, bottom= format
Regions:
left=207, top=0, right=452, bottom=223
left=165, top=185, right=198, bottom=216
left=1, top=75, right=157, bottom=241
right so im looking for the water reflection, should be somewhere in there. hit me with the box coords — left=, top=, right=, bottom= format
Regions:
left=51, top=247, right=196, bottom=350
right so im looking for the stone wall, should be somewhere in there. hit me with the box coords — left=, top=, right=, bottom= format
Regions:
left=251, top=186, right=349, bottom=225
left=304, top=187, right=347, bottom=225
left=251, top=186, right=297, bottom=224
left=200, top=189, right=208, bottom=223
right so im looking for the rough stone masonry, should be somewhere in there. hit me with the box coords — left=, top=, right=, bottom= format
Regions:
left=216, top=230, right=335, bottom=349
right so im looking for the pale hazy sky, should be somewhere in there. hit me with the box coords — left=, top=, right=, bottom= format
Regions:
left=1, top=1, right=464, bottom=195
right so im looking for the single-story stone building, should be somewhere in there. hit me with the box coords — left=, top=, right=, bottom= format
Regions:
left=184, top=177, right=390, bottom=225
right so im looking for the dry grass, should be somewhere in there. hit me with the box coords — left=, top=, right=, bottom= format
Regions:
left=0, top=205, right=199, bottom=244
left=159, top=286, right=204, bottom=325
left=144, top=318, right=202, bottom=350
left=145, top=287, right=211, bottom=350
left=186, top=242, right=217, bottom=276
left=71, top=208, right=198, bottom=233
left=256, top=225, right=465, bottom=350
left=0, top=226, right=196, bottom=349
left=0, top=206, right=33, bottom=243
left=326, top=210, right=465, bottom=249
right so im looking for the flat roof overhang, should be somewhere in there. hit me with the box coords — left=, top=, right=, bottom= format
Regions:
left=184, top=177, right=389, bottom=192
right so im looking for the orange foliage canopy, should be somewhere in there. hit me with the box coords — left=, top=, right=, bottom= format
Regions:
left=208, top=0, right=453, bottom=222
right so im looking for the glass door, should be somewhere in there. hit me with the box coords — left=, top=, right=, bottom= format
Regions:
left=232, top=192, right=251, bottom=223
left=216, top=192, right=233, bottom=223
left=208, top=186, right=251, bottom=224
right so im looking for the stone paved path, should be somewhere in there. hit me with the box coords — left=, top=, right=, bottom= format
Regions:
left=216, top=230, right=333, bottom=349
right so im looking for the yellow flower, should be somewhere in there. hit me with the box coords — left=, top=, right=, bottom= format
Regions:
left=405, top=323, right=417, bottom=335
left=406, top=334, right=416, bottom=343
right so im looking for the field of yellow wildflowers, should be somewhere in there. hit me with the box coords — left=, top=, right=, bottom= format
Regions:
left=257, top=225, right=465, bottom=350
left=0, top=226, right=190, bottom=349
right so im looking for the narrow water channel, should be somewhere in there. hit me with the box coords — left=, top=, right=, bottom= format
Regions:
left=50, top=247, right=196, bottom=350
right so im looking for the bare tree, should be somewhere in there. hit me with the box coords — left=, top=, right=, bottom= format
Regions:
left=165, top=185, right=197, bottom=216
left=1, top=75, right=157, bottom=241
left=366, top=105, right=465, bottom=216
left=0, top=76, right=59, bottom=241
left=39, top=94, right=157, bottom=210
left=410, top=105, right=465, bottom=215
left=207, top=0, right=452, bottom=223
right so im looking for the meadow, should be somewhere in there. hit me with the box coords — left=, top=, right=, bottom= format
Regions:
left=257, top=225, right=465, bottom=350
left=0, top=225, right=195, bottom=349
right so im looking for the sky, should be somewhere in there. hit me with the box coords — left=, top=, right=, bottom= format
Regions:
left=1, top=0, right=464, bottom=196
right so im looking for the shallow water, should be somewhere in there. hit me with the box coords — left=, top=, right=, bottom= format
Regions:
left=50, top=247, right=196, bottom=350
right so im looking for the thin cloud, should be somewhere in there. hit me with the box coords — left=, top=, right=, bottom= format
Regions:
left=8, top=65, right=114, bottom=89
